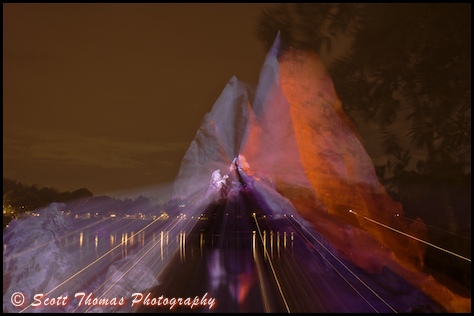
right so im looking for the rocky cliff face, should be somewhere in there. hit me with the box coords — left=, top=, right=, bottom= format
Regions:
left=173, top=76, right=252, bottom=201
left=173, top=33, right=470, bottom=312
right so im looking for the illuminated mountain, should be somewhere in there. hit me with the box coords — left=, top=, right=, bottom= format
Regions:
left=173, top=32, right=470, bottom=312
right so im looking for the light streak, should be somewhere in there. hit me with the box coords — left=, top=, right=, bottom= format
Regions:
left=270, top=230, right=274, bottom=259
left=252, top=230, right=257, bottom=260
left=285, top=216, right=394, bottom=313
left=75, top=215, right=196, bottom=312
left=397, top=213, right=470, bottom=240
left=277, top=231, right=281, bottom=259
left=161, top=231, right=164, bottom=260
left=153, top=211, right=202, bottom=282
left=50, top=217, right=115, bottom=257
left=253, top=213, right=291, bottom=313
left=349, top=210, right=471, bottom=263
left=18, top=217, right=174, bottom=313
left=82, top=228, right=181, bottom=312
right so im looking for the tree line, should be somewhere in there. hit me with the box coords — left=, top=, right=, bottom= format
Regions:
left=3, top=177, right=93, bottom=224
left=2, top=178, right=182, bottom=228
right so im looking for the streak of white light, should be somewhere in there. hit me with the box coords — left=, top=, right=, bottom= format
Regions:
left=253, top=213, right=291, bottom=313
left=286, top=216, right=396, bottom=313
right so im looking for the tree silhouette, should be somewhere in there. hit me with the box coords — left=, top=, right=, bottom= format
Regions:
left=3, top=178, right=95, bottom=226
left=255, top=3, right=471, bottom=183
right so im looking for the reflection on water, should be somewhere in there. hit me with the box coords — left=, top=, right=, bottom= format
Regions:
left=56, top=227, right=174, bottom=267
left=2, top=215, right=295, bottom=277
left=57, top=226, right=294, bottom=266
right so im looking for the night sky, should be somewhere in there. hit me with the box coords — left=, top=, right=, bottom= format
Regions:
left=3, top=3, right=280, bottom=197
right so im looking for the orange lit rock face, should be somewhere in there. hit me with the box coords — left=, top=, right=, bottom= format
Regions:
left=276, top=48, right=413, bottom=260
left=240, top=37, right=419, bottom=272
left=240, top=44, right=321, bottom=212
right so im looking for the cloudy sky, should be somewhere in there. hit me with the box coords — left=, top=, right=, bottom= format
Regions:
left=4, top=3, right=282, bottom=197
